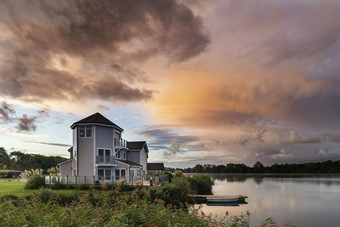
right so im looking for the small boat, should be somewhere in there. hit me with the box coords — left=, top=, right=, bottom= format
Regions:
left=206, top=195, right=240, bottom=203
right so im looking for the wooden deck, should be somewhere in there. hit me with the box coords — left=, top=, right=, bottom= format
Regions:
left=189, top=194, right=247, bottom=204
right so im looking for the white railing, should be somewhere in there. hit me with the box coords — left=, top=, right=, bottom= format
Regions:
left=96, top=155, right=115, bottom=164
left=114, top=138, right=127, bottom=147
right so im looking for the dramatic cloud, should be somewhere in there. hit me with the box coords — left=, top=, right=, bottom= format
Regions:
left=136, top=125, right=202, bottom=156
left=0, top=0, right=209, bottom=103
left=0, top=101, right=15, bottom=122
left=15, top=114, right=37, bottom=132
left=24, top=141, right=71, bottom=147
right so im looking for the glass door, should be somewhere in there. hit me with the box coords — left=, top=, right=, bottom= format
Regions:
left=97, top=168, right=112, bottom=183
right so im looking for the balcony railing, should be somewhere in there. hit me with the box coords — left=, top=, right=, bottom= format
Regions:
left=114, top=138, right=127, bottom=147
left=96, top=155, right=115, bottom=164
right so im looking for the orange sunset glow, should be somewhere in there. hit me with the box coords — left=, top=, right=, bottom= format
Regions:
left=1, top=0, right=340, bottom=167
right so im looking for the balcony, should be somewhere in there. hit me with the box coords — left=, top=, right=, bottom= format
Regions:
left=114, top=138, right=127, bottom=147
left=96, top=155, right=115, bottom=164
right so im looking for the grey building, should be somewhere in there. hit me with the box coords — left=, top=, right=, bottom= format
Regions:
left=58, top=112, right=149, bottom=183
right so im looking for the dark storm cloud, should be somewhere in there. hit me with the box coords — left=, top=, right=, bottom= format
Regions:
left=15, top=114, right=37, bottom=132
left=136, top=125, right=201, bottom=156
left=0, top=0, right=209, bottom=102
left=24, top=141, right=71, bottom=147
left=0, top=101, right=15, bottom=122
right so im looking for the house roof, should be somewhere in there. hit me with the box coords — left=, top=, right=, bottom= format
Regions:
left=71, top=112, right=123, bottom=131
left=127, top=141, right=146, bottom=149
left=0, top=170, right=22, bottom=173
left=147, top=163, right=165, bottom=170
left=57, top=158, right=73, bottom=166
left=116, top=159, right=142, bottom=167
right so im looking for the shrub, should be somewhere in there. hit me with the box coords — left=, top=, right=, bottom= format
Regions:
left=174, top=170, right=183, bottom=177
left=50, top=182, right=64, bottom=190
left=25, top=174, right=45, bottom=189
left=134, top=180, right=143, bottom=188
left=77, top=183, right=86, bottom=190
left=101, top=180, right=110, bottom=190
left=37, top=188, right=54, bottom=203
left=116, top=178, right=127, bottom=192
left=188, top=175, right=214, bottom=195
left=149, top=177, right=190, bottom=206
left=20, top=168, right=43, bottom=179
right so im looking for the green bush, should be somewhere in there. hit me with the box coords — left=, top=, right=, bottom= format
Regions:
left=37, top=188, right=54, bottom=203
left=24, top=174, right=45, bottom=189
left=50, top=182, right=64, bottom=190
left=116, top=178, right=127, bottom=192
left=149, top=177, right=190, bottom=206
left=188, top=175, right=214, bottom=195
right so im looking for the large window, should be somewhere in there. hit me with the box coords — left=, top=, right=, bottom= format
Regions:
left=79, top=126, right=92, bottom=138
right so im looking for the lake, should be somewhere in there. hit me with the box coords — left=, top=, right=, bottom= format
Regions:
left=187, top=173, right=340, bottom=227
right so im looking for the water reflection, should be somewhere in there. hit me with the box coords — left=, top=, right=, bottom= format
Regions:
left=186, top=173, right=340, bottom=186
left=187, top=173, right=340, bottom=227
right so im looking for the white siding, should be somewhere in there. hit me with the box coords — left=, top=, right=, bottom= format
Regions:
left=140, top=147, right=147, bottom=171
left=78, top=135, right=94, bottom=176
left=128, top=151, right=140, bottom=164
left=59, top=161, right=72, bottom=176
left=96, top=126, right=114, bottom=150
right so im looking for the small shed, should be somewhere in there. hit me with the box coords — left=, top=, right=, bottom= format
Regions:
left=147, top=163, right=165, bottom=174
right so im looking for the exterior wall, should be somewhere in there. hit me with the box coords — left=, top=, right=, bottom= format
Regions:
left=128, top=151, right=140, bottom=164
left=72, top=129, right=77, bottom=175
left=59, top=161, right=72, bottom=176
left=140, top=147, right=147, bottom=172
left=78, top=129, right=94, bottom=176
left=96, top=126, right=114, bottom=151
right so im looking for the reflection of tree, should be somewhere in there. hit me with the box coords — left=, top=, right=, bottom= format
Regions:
left=253, top=177, right=263, bottom=185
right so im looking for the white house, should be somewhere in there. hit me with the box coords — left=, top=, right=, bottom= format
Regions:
left=58, top=112, right=149, bottom=184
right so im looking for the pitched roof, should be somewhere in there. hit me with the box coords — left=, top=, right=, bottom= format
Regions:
left=71, top=112, right=123, bottom=131
left=147, top=163, right=165, bottom=170
left=116, top=159, right=142, bottom=167
left=127, top=141, right=146, bottom=150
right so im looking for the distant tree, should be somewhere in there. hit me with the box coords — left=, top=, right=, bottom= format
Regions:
left=253, top=161, right=265, bottom=173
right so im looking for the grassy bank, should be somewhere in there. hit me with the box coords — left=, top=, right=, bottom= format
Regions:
left=0, top=179, right=38, bottom=196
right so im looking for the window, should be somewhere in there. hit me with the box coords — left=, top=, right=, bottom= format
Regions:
left=137, top=170, right=141, bottom=176
left=79, top=126, right=92, bottom=138
left=123, top=153, right=126, bottom=160
left=116, top=151, right=120, bottom=159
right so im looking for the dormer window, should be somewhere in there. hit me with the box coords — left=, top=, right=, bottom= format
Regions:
left=79, top=126, right=92, bottom=138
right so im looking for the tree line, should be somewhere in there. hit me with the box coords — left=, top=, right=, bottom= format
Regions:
left=0, top=147, right=67, bottom=173
left=166, top=160, right=340, bottom=174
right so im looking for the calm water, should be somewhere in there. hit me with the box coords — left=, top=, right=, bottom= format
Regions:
left=187, top=173, right=340, bottom=227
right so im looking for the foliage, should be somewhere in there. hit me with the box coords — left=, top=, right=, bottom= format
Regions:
left=174, top=170, right=184, bottom=177
left=169, top=160, right=340, bottom=174
left=149, top=176, right=190, bottom=206
left=0, top=148, right=67, bottom=173
left=116, top=178, right=127, bottom=192
left=0, top=164, right=8, bottom=178
left=24, top=175, right=45, bottom=189
left=134, top=180, right=143, bottom=188
left=188, top=175, right=214, bottom=195
left=20, top=168, right=43, bottom=179
left=0, top=188, right=295, bottom=227
left=101, top=180, right=110, bottom=190
left=47, top=166, right=60, bottom=176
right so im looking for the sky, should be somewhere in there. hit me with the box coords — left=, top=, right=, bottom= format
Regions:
left=1, top=0, right=340, bottom=168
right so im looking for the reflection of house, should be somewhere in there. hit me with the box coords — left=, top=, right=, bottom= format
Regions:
left=147, top=163, right=165, bottom=174
left=58, top=112, right=148, bottom=184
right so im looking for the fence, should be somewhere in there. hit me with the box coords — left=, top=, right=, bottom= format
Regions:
left=45, top=174, right=171, bottom=186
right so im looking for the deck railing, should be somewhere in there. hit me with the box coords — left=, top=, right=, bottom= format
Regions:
left=96, top=155, right=115, bottom=164
left=114, top=138, right=127, bottom=147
